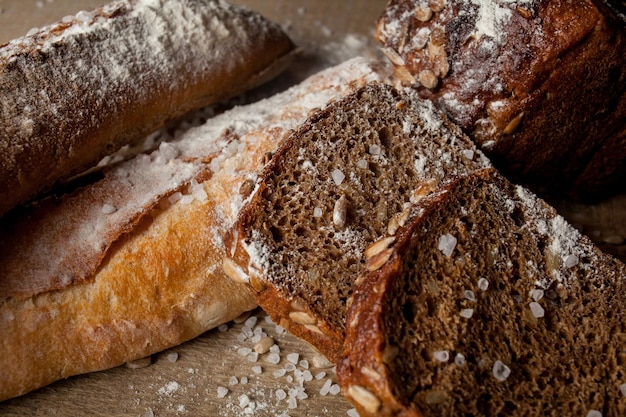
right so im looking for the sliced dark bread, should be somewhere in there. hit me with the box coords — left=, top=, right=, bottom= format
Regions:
left=231, top=82, right=491, bottom=361
left=337, top=168, right=626, bottom=416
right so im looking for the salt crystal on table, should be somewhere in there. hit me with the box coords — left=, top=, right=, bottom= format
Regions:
left=216, top=386, right=228, bottom=398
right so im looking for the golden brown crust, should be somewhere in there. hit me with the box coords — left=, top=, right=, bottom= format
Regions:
left=0, top=182, right=257, bottom=401
left=376, top=0, right=626, bottom=197
left=0, top=0, right=295, bottom=217
left=0, top=57, right=385, bottom=402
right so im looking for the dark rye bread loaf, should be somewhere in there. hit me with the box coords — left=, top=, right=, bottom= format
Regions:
left=337, top=168, right=626, bottom=417
left=376, top=0, right=626, bottom=198
left=231, top=82, right=491, bottom=361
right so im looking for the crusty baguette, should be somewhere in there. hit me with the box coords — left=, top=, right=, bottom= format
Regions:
left=338, top=168, right=626, bottom=416
left=0, top=0, right=295, bottom=217
left=376, top=0, right=626, bottom=198
left=0, top=57, right=384, bottom=402
left=231, top=82, right=490, bottom=362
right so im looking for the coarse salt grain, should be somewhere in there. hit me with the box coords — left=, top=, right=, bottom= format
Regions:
left=239, top=394, right=251, bottom=408
left=529, top=302, right=545, bottom=318
left=369, top=144, right=381, bottom=155
left=320, top=379, right=333, bottom=396
left=252, top=365, right=262, bottom=374
left=460, top=308, right=474, bottom=319
left=621, top=383, right=626, bottom=397
left=273, top=368, right=287, bottom=378
left=313, top=207, right=323, bottom=217
left=240, top=376, right=248, bottom=384
left=247, top=352, right=259, bottom=362
left=157, top=381, right=180, bottom=396
left=166, top=352, right=179, bottom=363
left=478, top=277, right=489, bottom=291
left=287, top=352, right=300, bottom=364
left=145, top=408, right=154, bottom=417
left=433, top=350, right=450, bottom=362
left=269, top=344, right=281, bottom=354
left=492, top=360, right=511, bottom=381
left=101, top=203, right=116, bottom=214
left=217, top=386, right=228, bottom=398
left=244, top=316, right=258, bottom=328
left=464, top=290, right=476, bottom=301
left=531, top=289, right=544, bottom=301
left=229, top=376, right=238, bottom=386
left=564, top=254, right=579, bottom=268
left=315, top=371, right=326, bottom=380
left=586, top=410, right=603, bottom=417
left=276, top=388, right=287, bottom=400
left=267, top=353, right=281, bottom=364
left=455, top=353, right=466, bottom=367
left=438, top=233, right=457, bottom=257
left=347, top=409, right=360, bottom=417
left=463, top=149, right=475, bottom=160
left=238, top=347, right=252, bottom=356
left=356, top=159, right=368, bottom=169
left=288, top=397, right=298, bottom=409
left=218, top=324, right=228, bottom=332
left=329, top=384, right=341, bottom=395
left=332, top=169, right=346, bottom=185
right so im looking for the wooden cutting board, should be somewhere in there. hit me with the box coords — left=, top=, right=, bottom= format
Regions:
left=1, top=1, right=625, bottom=416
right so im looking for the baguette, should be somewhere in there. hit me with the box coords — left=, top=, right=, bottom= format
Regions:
left=0, top=0, right=295, bottom=217
left=338, top=168, right=626, bottom=416
left=376, top=0, right=626, bottom=198
left=0, top=57, right=383, bottom=401
left=232, top=82, right=490, bottom=362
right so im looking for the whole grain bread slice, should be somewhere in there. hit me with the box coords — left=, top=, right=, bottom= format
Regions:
left=337, top=168, right=626, bottom=416
left=231, top=82, right=491, bottom=361
left=376, top=0, right=626, bottom=199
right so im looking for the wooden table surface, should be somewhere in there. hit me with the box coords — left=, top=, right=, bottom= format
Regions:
left=1, top=1, right=626, bottom=416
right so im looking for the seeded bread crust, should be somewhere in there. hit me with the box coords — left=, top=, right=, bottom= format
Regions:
left=0, top=0, right=295, bottom=217
left=376, top=0, right=626, bottom=198
left=233, top=82, right=491, bottom=362
left=338, top=168, right=626, bottom=416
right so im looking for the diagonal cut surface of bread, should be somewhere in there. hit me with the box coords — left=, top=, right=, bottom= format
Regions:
left=0, top=57, right=384, bottom=402
left=232, top=82, right=492, bottom=361
left=337, top=168, right=626, bottom=416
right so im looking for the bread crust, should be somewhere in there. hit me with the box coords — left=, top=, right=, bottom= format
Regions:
left=0, top=57, right=383, bottom=402
left=376, top=0, right=626, bottom=197
left=338, top=169, right=626, bottom=416
left=0, top=0, right=295, bottom=217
